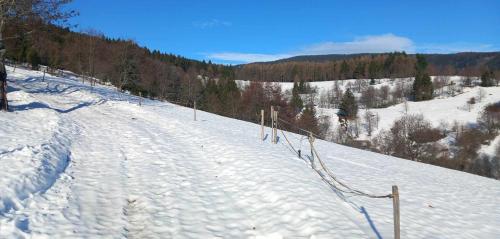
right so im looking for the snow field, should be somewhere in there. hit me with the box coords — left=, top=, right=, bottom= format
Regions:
left=0, top=67, right=499, bottom=238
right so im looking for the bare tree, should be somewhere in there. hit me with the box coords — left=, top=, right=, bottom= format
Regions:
left=433, top=76, right=446, bottom=96
left=477, top=88, right=486, bottom=103
left=495, top=70, right=500, bottom=86
left=360, top=86, right=376, bottom=108
left=393, top=81, right=405, bottom=102
left=83, top=28, right=102, bottom=86
left=375, top=114, right=443, bottom=161
left=403, top=99, right=409, bottom=114
left=354, top=117, right=361, bottom=138
left=379, top=85, right=390, bottom=105
left=466, top=97, right=476, bottom=112
left=0, top=0, right=76, bottom=111
left=464, top=76, right=473, bottom=87
left=478, top=102, right=500, bottom=135
left=456, top=81, right=464, bottom=94
left=318, top=90, right=329, bottom=108
left=364, top=110, right=376, bottom=136
left=448, top=81, right=457, bottom=96
left=116, top=40, right=138, bottom=91
left=331, top=81, right=342, bottom=108
left=318, top=115, right=331, bottom=138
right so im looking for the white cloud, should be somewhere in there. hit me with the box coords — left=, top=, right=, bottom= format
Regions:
left=300, top=34, right=415, bottom=55
left=193, top=19, right=232, bottom=29
left=206, top=52, right=292, bottom=63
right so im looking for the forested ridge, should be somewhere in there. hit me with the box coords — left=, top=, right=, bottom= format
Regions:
left=3, top=21, right=234, bottom=101
left=236, top=52, right=500, bottom=82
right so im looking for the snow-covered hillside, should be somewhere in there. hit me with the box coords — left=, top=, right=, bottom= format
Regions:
left=1, top=67, right=499, bottom=238
left=319, top=86, right=500, bottom=137
left=238, top=78, right=500, bottom=149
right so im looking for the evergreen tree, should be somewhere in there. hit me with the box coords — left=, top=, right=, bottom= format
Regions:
left=368, top=60, right=380, bottom=81
left=200, top=79, right=222, bottom=113
left=291, top=81, right=303, bottom=113
left=119, top=56, right=139, bottom=94
left=412, top=54, right=433, bottom=101
left=339, top=88, right=358, bottom=119
left=340, top=60, right=350, bottom=79
left=383, top=53, right=396, bottom=77
left=298, top=79, right=305, bottom=93
left=298, top=104, right=319, bottom=135
left=27, top=48, right=41, bottom=70
left=219, top=78, right=240, bottom=117
left=480, top=70, right=495, bottom=87
left=354, top=62, right=365, bottom=79
left=11, top=34, right=29, bottom=63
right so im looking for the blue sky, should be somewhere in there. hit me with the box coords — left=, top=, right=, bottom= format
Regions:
left=68, top=0, right=500, bottom=64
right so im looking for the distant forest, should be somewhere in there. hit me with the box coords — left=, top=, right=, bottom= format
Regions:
left=236, top=52, right=500, bottom=82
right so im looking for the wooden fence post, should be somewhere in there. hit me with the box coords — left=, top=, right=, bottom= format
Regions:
left=194, top=100, right=197, bottom=121
left=309, top=132, right=315, bottom=166
left=139, top=92, right=142, bottom=106
left=261, top=109, right=264, bottom=140
left=392, top=185, right=400, bottom=239
left=274, top=111, right=278, bottom=143
left=42, top=69, right=46, bottom=82
left=270, top=106, right=274, bottom=143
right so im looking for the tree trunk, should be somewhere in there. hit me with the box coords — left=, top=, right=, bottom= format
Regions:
left=0, top=62, right=7, bottom=111
left=0, top=25, right=8, bottom=111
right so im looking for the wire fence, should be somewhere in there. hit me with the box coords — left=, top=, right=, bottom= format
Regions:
left=277, top=116, right=392, bottom=199
left=277, top=118, right=322, bottom=139
left=141, top=100, right=392, bottom=200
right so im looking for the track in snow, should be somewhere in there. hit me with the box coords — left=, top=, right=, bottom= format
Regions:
left=1, top=67, right=499, bottom=238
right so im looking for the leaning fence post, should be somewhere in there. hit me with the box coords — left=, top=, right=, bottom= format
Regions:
left=392, top=185, right=400, bottom=239
left=270, top=106, right=274, bottom=143
left=309, top=132, right=315, bottom=166
left=274, top=111, right=278, bottom=143
left=261, top=109, right=264, bottom=140
left=194, top=100, right=197, bottom=121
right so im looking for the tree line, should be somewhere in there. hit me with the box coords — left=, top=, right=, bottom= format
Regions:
left=235, top=52, right=499, bottom=83
left=3, top=20, right=235, bottom=103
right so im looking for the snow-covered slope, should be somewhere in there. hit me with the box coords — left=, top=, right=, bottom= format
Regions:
left=237, top=78, right=500, bottom=151
left=318, top=86, right=500, bottom=139
left=1, top=67, right=499, bottom=238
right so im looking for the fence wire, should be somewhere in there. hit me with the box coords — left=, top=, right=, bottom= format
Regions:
left=277, top=117, right=392, bottom=199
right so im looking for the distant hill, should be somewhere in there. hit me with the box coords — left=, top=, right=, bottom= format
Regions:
left=268, top=53, right=378, bottom=63
left=270, top=52, right=500, bottom=69
left=236, top=52, right=500, bottom=82
left=424, top=52, right=500, bottom=70
left=234, top=53, right=386, bottom=66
